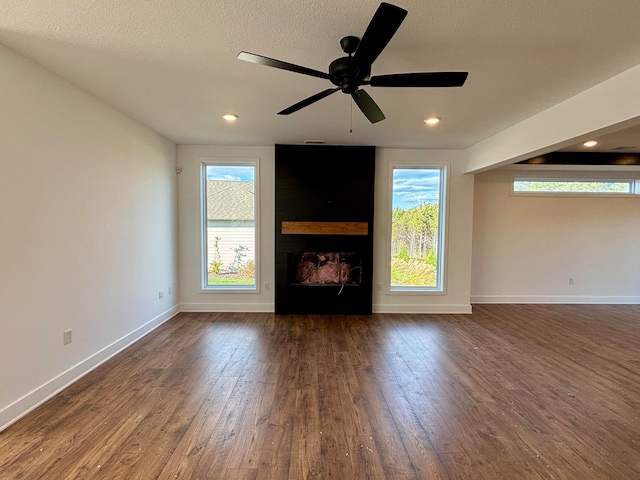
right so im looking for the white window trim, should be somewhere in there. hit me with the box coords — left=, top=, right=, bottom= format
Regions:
left=200, top=159, right=260, bottom=293
left=387, top=163, right=447, bottom=294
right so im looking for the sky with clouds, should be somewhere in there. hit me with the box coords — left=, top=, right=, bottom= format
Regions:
left=206, top=165, right=254, bottom=181
left=392, top=168, right=441, bottom=210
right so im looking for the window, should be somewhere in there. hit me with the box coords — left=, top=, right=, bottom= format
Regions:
left=513, top=176, right=639, bottom=195
left=202, top=161, right=258, bottom=290
left=389, top=166, right=446, bottom=292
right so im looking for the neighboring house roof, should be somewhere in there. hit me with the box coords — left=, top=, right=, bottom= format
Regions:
left=207, top=180, right=254, bottom=221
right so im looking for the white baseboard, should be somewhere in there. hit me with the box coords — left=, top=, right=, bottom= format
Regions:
left=0, top=305, right=180, bottom=433
left=373, top=303, right=473, bottom=314
left=180, top=302, right=273, bottom=312
left=471, top=295, right=640, bottom=304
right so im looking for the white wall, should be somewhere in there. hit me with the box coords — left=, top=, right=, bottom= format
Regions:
left=0, top=44, right=178, bottom=430
left=178, top=145, right=474, bottom=314
left=471, top=168, right=640, bottom=303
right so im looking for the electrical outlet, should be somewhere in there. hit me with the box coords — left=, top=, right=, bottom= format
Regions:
left=159, top=290, right=165, bottom=299
left=569, top=278, right=575, bottom=285
left=264, top=282, right=270, bottom=291
left=63, top=329, right=72, bottom=345
left=167, top=286, right=172, bottom=295
left=376, top=283, right=382, bottom=292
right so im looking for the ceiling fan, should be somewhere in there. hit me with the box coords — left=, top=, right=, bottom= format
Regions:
left=237, top=2, right=468, bottom=123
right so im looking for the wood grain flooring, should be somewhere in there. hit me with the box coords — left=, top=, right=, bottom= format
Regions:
left=1, top=304, right=640, bottom=479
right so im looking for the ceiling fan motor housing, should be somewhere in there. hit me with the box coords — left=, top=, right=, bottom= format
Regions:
left=329, top=46, right=371, bottom=94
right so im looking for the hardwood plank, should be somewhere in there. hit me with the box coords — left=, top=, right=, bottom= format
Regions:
left=334, top=351, right=374, bottom=437
left=348, top=435, right=387, bottom=479
left=255, top=413, right=294, bottom=480
left=288, top=371, right=321, bottom=479
left=378, top=380, right=450, bottom=479
left=271, top=340, right=301, bottom=415
left=186, top=382, right=255, bottom=478
left=152, top=375, right=239, bottom=478
left=226, top=370, right=279, bottom=469
left=224, top=468, right=258, bottom=480
left=354, top=366, right=416, bottom=477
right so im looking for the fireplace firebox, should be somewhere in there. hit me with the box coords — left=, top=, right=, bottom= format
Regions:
left=275, top=145, right=375, bottom=314
left=289, top=252, right=362, bottom=287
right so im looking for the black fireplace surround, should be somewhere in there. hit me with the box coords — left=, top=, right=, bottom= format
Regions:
left=275, top=144, right=375, bottom=314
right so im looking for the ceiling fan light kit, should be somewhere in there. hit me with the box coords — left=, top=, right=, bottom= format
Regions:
left=238, top=2, right=468, bottom=124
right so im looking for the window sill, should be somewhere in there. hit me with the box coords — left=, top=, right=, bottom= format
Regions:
left=200, top=285, right=259, bottom=294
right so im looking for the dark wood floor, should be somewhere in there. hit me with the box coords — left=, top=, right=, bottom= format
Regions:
left=2, top=305, right=640, bottom=479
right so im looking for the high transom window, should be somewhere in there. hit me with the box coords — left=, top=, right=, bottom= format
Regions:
left=512, top=176, right=639, bottom=195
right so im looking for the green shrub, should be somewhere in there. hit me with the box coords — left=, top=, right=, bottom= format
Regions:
left=396, top=244, right=410, bottom=262
left=425, top=249, right=437, bottom=269
left=209, top=260, right=222, bottom=275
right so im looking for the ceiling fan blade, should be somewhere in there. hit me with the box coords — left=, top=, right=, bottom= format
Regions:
left=278, top=88, right=340, bottom=115
left=238, top=51, right=330, bottom=80
left=370, top=72, right=469, bottom=87
left=351, top=89, right=385, bottom=123
left=352, top=3, right=407, bottom=75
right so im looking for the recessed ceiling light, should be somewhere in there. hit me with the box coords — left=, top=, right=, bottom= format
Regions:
left=222, top=113, right=238, bottom=122
left=424, top=116, right=441, bottom=126
left=583, top=140, right=597, bottom=147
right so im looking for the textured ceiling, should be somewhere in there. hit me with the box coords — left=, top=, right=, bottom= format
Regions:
left=559, top=124, right=640, bottom=153
left=2, top=0, right=640, bottom=149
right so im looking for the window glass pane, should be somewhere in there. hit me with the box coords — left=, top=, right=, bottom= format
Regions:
left=390, top=167, right=443, bottom=290
left=204, top=164, right=256, bottom=288
left=514, top=179, right=633, bottom=193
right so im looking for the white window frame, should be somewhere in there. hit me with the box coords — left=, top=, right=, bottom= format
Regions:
left=387, top=163, right=447, bottom=294
left=201, top=159, right=260, bottom=292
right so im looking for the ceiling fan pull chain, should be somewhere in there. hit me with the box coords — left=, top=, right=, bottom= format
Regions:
left=350, top=97, right=353, bottom=134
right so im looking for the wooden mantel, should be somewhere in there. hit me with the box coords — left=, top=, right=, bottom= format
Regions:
left=281, top=221, right=368, bottom=236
